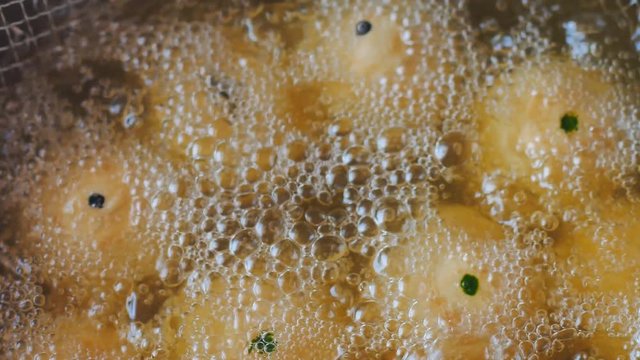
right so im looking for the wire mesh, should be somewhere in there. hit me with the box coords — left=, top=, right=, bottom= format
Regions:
left=0, top=0, right=89, bottom=88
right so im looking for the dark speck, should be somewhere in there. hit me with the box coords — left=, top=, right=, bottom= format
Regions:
left=460, top=273, right=479, bottom=296
left=356, top=20, right=372, bottom=36
left=88, top=193, right=105, bottom=209
left=560, top=113, right=578, bottom=133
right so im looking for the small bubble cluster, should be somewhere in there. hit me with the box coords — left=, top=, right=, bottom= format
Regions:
left=0, top=0, right=639, bottom=359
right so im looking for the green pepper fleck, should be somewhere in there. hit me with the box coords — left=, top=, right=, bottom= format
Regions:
left=248, top=331, right=277, bottom=355
left=460, top=274, right=479, bottom=296
left=560, top=113, right=578, bottom=133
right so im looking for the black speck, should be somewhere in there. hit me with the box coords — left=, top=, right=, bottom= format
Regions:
left=219, top=91, right=230, bottom=100
left=88, top=193, right=105, bottom=209
left=356, top=20, right=372, bottom=36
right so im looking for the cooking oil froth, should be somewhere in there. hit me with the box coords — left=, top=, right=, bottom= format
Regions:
left=0, top=0, right=639, bottom=359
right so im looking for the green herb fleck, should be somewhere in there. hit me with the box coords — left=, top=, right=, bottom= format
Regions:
left=249, top=331, right=277, bottom=355
left=560, top=113, right=578, bottom=133
left=460, top=274, right=479, bottom=296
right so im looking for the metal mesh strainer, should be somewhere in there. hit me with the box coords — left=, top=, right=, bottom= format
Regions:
left=0, top=0, right=90, bottom=88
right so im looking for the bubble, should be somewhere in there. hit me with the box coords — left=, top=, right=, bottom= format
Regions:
left=214, top=142, right=240, bottom=167
left=372, top=246, right=412, bottom=278
left=189, top=137, right=217, bottom=160
left=297, top=184, right=316, bottom=200
left=272, top=186, right=291, bottom=205
left=286, top=140, right=308, bottom=162
left=229, top=229, right=260, bottom=259
left=348, top=166, right=372, bottom=185
left=217, top=218, right=241, bottom=236
left=539, top=213, right=560, bottom=232
left=157, top=259, right=186, bottom=288
left=244, top=254, right=269, bottom=277
left=352, top=300, right=383, bottom=323
left=256, top=209, right=285, bottom=245
left=270, top=240, right=302, bottom=267
left=405, top=164, right=427, bottom=184
left=342, top=146, right=370, bottom=165
left=235, top=192, right=257, bottom=209
left=329, top=283, right=356, bottom=306
left=328, top=118, right=354, bottom=137
left=311, top=235, right=348, bottom=262
left=278, top=270, right=302, bottom=294
left=215, top=167, right=238, bottom=189
left=289, top=221, right=316, bottom=246
left=373, top=197, right=409, bottom=233
left=358, top=216, right=379, bottom=237
left=327, top=165, right=349, bottom=189
left=377, top=127, right=406, bottom=153
left=305, top=206, right=325, bottom=225
left=197, top=178, right=218, bottom=197
left=434, top=131, right=468, bottom=167
left=252, top=279, right=280, bottom=301
left=254, top=147, right=277, bottom=171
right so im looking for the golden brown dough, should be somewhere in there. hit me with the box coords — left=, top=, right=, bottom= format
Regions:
left=381, top=204, right=547, bottom=358
left=26, top=314, right=132, bottom=359
left=476, top=59, right=625, bottom=203
left=160, top=279, right=348, bottom=360
left=17, top=150, right=159, bottom=309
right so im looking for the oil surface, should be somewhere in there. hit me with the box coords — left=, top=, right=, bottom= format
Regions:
left=0, top=1, right=639, bottom=359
